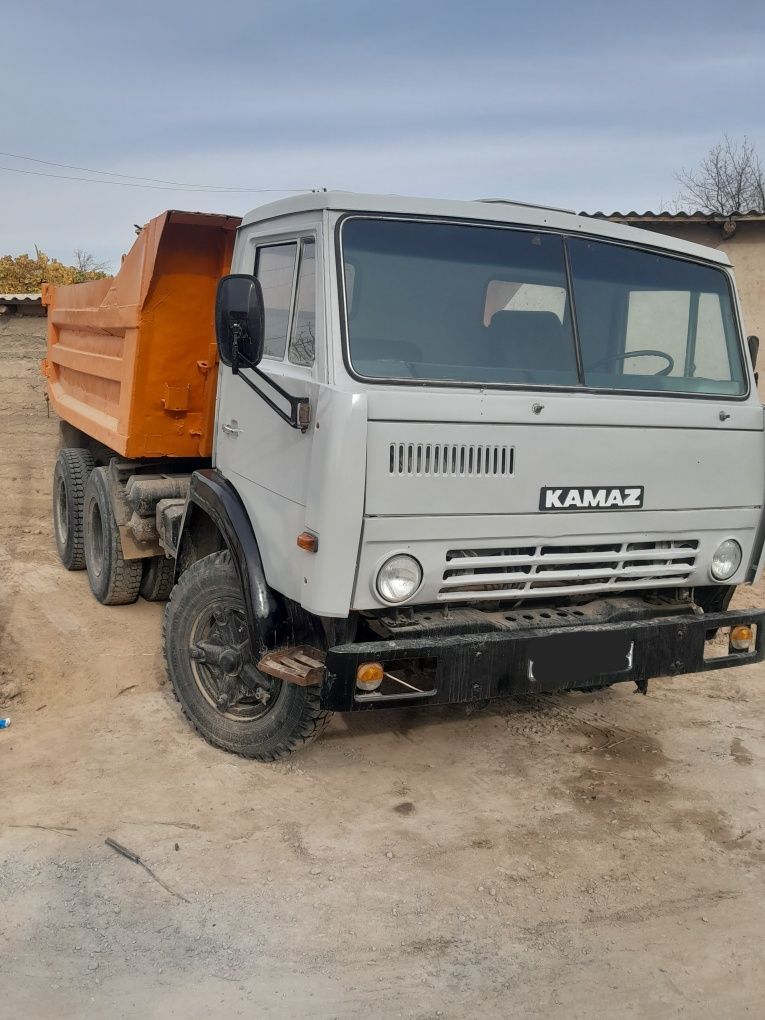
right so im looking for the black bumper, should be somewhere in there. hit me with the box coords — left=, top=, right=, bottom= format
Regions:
left=323, top=607, right=765, bottom=712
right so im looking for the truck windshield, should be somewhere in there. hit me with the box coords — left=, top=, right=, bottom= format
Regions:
left=340, top=217, right=746, bottom=397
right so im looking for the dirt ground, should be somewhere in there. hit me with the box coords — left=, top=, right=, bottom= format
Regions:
left=1, top=313, right=764, bottom=1019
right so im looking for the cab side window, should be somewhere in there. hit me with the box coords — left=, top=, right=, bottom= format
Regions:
left=255, top=238, right=317, bottom=366
left=256, top=242, right=298, bottom=360
left=288, top=239, right=316, bottom=367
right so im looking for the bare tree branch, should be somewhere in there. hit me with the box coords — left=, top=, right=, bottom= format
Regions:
left=73, top=249, right=111, bottom=275
left=674, top=136, right=765, bottom=215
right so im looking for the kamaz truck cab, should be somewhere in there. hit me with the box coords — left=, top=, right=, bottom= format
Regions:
left=47, top=194, right=765, bottom=759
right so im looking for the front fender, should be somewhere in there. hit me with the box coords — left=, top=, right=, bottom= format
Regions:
left=180, top=469, right=279, bottom=653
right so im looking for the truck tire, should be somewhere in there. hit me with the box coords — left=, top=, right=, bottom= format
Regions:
left=83, top=467, right=143, bottom=605
left=140, top=556, right=175, bottom=602
left=163, top=551, right=331, bottom=760
left=52, top=448, right=95, bottom=570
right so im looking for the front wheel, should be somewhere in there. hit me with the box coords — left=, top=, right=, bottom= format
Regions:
left=163, top=551, right=331, bottom=760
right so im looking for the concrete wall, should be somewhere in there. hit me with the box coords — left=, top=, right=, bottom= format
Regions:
left=625, top=220, right=765, bottom=401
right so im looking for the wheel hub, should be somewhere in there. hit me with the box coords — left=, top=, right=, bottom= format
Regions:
left=189, top=603, right=274, bottom=717
left=218, top=647, right=240, bottom=674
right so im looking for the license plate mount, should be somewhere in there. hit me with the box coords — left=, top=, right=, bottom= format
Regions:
left=528, top=631, right=634, bottom=686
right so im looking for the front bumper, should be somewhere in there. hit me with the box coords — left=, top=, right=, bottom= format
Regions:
left=323, top=607, right=765, bottom=711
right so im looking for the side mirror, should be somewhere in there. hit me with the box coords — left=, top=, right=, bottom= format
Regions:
left=215, top=274, right=265, bottom=371
left=747, top=335, right=759, bottom=372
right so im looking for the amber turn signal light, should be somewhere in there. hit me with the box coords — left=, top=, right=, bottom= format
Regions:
left=356, top=662, right=384, bottom=692
left=297, top=531, right=318, bottom=553
left=730, top=624, right=754, bottom=651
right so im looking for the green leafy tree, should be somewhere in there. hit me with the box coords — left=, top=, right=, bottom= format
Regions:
left=0, top=248, right=110, bottom=293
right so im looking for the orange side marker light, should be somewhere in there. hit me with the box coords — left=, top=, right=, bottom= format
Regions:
left=297, top=532, right=318, bottom=553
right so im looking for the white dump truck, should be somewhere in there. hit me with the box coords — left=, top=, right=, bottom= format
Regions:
left=44, top=195, right=765, bottom=759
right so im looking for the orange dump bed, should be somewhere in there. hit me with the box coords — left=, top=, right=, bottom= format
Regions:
left=42, top=210, right=241, bottom=459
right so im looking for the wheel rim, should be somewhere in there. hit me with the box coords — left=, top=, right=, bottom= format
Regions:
left=87, top=498, right=104, bottom=577
left=188, top=597, right=277, bottom=722
left=54, top=473, right=69, bottom=546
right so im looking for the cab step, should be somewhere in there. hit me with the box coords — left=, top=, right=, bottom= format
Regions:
left=257, top=646, right=326, bottom=686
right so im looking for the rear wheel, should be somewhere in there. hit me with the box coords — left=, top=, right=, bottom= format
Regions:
left=83, top=467, right=143, bottom=605
left=140, top=556, right=176, bottom=602
left=52, top=448, right=95, bottom=570
left=163, top=551, right=331, bottom=760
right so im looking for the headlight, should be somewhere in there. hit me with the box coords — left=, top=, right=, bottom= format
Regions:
left=710, top=539, right=742, bottom=581
left=376, top=554, right=422, bottom=603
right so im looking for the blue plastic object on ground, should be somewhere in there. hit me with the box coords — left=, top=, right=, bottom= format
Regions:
left=0, top=718, right=10, bottom=729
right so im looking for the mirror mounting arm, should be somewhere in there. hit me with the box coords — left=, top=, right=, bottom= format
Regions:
left=233, top=366, right=311, bottom=433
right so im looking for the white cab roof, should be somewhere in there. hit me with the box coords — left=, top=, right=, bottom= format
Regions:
left=240, top=191, right=731, bottom=266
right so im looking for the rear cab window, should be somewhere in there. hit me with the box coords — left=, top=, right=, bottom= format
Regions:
left=483, top=280, right=567, bottom=326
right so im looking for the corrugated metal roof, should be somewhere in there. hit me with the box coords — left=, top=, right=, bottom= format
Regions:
left=584, top=210, right=765, bottom=222
left=0, top=293, right=42, bottom=302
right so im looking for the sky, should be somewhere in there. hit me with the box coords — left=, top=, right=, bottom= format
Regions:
left=2, top=0, right=764, bottom=269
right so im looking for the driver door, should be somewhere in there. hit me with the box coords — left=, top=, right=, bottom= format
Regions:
left=214, top=234, right=319, bottom=602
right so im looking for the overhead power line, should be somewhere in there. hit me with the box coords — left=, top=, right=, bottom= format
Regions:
left=0, top=153, right=312, bottom=193
left=0, top=149, right=267, bottom=189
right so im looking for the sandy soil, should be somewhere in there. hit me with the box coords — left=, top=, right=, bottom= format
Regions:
left=1, top=313, right=764, bottom=1019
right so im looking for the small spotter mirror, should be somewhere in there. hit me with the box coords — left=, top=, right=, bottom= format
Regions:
left=215, top=274, right=265, bottom=371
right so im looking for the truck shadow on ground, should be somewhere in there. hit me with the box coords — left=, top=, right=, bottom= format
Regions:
left=318, top=688, right=616, bottom=745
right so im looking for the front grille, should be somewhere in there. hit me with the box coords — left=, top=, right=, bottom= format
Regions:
left=439, top=539, right=699, bottom=600
left=389, top=442, right=513, bottom=477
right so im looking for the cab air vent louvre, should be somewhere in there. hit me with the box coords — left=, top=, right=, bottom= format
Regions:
left=388, top=442, right=514, bottom=477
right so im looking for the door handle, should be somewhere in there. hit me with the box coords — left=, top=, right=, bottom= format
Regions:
left=222, top=421, right=242, bottom=436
